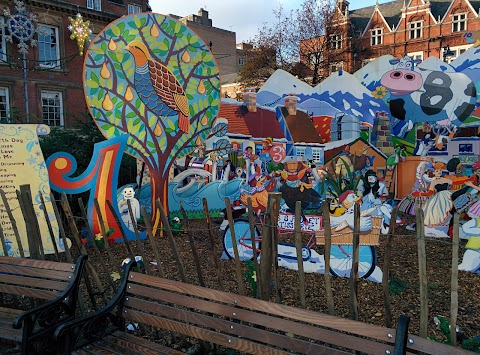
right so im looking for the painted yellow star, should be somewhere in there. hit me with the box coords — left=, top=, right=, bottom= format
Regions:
left=95, top=233, right=104, bottom=241
left=68, top=13, right=92, bottom=55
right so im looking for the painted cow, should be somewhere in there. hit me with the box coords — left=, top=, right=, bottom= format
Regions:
left=381, top=56, right=477, bottom=135
left=380, top=56, right=423, bottom=96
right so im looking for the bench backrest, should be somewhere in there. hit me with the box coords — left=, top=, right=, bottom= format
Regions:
left=0, top=256, right=76, bottom=302
left=122, top=271, right=404, bottom=354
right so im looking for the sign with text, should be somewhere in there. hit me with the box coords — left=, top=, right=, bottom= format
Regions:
left=277, top=213, right=322, bottom=232
left=0, top=124, right=61, bottom=257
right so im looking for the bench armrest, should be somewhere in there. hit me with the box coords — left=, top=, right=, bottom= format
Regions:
left=54, top=261, right=135, bottom=353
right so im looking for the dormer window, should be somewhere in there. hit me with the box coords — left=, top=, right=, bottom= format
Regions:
left=409, top=21, right=422, bottom=39
left=452, top=13, right=467, bottom=32
left=370, top=28, right=383, bottom=46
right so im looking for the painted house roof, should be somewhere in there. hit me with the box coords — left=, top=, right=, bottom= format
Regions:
left=279, top=107, right=324, bottom=144
left=243, top=106, right=285, bottom=140
left=218, top=102, right=251, bottom=136
left=312, top=115, right=333, bottom=143
left=324, top=137, right=387, bottom=162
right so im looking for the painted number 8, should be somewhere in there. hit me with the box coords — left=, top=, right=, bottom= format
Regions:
left=420, top=71, right=453, bottom=116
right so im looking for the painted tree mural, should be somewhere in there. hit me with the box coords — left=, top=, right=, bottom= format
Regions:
left=84, top=13, right=221, bottom=229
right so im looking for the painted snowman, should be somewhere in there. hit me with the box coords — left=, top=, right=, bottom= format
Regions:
left=118, top=186, right=140, bottom=232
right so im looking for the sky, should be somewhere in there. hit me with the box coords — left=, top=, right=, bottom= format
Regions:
left=149, top=0, right=391, bottom=43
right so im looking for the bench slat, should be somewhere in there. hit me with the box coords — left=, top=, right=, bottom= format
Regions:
left=125, top=296, right=380, bottom=354
left=0, top=256, right=74, bottom=272
left=96, top=331, right=182, bottom=355
left=0, top=264, right=74, bottom=281
left=126, top=308, right=294, bottom=355
left=0, top=273, right=69, bottom=292
left=0, top=283, right=61, bottom=300
left=128, top=272, right=397, bottom=344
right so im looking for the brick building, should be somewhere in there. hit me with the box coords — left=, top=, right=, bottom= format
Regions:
left=0, top=0, right=149, bottom=127
left=302, top=0, right=480, bottom=78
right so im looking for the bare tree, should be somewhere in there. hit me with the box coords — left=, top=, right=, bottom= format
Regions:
left=239, top=0, right=336, bottom=87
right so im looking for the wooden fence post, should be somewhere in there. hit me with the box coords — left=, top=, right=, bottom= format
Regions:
left=294, top=201, right=306, bottom=309
left=259, top=201, right=273, bottom=301
left=38, top=191, right=59, bottom=261
left=269, top=192, right=282, bottom=304
left=156, top=199, right=187, bottom=283
left=0, top=226, right=8, bottom=256
left=0, top=189, right=24, bottom=257
left=106, top=200, right=135, bottom=261
left=202, top=198, right=223, bottom=290
left=50, top=192, right=73, bottom=263
left=225, top=197, right=245, bottom=296
left=247, top=197, right=261, bottom=298
left=450, top=212, right=460, bottom=347
left=18, top=185, right=44, bottom=259
left=322, top=201, right=335, bottom=316
left=126, top=199, right=151, bottom=275
left=349, top=202, right=360, bottom=321
left=415, top=208, right=428, bottom=338
left=383, top=206, right=398, bottom=328
left=140, top=206, right=165, bottom=277
left=180, top=202, right=205, bottom=286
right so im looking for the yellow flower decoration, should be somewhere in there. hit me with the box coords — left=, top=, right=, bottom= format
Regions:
left=111, top=271, right=121, bottom=282
left=372, top=86, right=387, bottom=99
left=68, top=13, right=92, bottom=55
left=95, top=233, right=104, bottom=241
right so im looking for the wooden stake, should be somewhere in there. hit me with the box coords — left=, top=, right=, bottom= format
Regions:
left=415, top=208, right=428, bottom=338
left=78, top=197, right=117, bottom=293
left=294, top=201, right=306, bottom=309
left=17, top=186, right=44, bottom=259
left=0, top=189, right=24, bottom=257
left=38, top=191, right=59, bottom=261
left=49, top=192, right=73, bottom=263
left=225, top=197, right=245, bottom=296
left=180, top=202, right=205, bottom=286
left=349, top=202, right=360, bottom=321
left=247, top=197, right=261, bottom=298
left=322, top=201, right=335, bottom=316
left=382, top=206, right=398, bottom=328
left=0, top=225, right=8, bottom=256
left=202, top=198, right=223, bottom=289
left=106, top=200, right=135, bottom=261
left=93, top=198, right=118, bottom=271
left=259, top=202, right=273, bottom=301
left=140, top=206, right=165, bottom=278
left=127, top=199, right=151, bottom=275
left=269, top=192, right=282, bottom=304
left=60, top=193, right=85, bottom=254
left=450, top=212, right=459, bottom=347
left=156, top=199, right=187, bottom=283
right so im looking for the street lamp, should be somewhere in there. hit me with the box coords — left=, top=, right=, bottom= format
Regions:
left=443, top=45, right=455, bottom=63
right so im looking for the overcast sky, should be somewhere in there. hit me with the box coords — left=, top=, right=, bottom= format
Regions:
left=149, top=0, right=390, bottom=43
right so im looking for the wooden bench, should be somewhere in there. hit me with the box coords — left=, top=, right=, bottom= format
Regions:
left=55, top=261, right=468, bottom=355
left=0, top=254, right=87, bottom=354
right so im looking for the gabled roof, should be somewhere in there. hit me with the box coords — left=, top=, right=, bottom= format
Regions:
left=217, top=102, right=251, bottom=136
left=348, top=0, right=473, bottom=33
left=243, top=106, right=285, bottom=140
left=280, top=107, right=324, bottom=144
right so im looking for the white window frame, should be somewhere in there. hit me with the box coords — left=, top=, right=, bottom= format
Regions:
left=41, top=91, right=64, bottom=127
left=0, top=17, right=5, bottom=63
left=38, top=24, right=60, bottom=68
left=238, top=56, right=245, bottom=66
left=452, top=13, right=467, bottom=32
left=87, top=0, right=102, bottom=11
left=0, top=87, right=10, bottom=122
left=409, top=21, right=423, bottom=39
left=407, top=51, right=423, bottom=61
left=312, top=148, right=322, bottom=162
left=442, top=44, right=473, bottom=63
left=128, top=3, right=142, bottom=14
left=370, top=27, right=383, bottom=46
left=330, top=61, right=344, bottom=73
left=330, top=34, right=342, bottom=50
left=295, top=147, right=306, bottom=158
